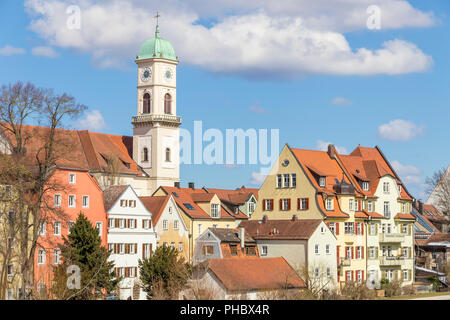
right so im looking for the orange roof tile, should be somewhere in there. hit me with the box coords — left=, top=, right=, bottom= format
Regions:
left=394, top=213, right=416, bottom=220
left=207, top=258, right=306, bottom=292
left=140, top=195, right=170, bottom=225
left=239, top=219, right=323, bottom=240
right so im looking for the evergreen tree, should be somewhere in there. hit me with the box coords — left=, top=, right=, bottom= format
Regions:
left=139, top=245, right=191, bottom=299
left=51, top=212, right=119, bottom=300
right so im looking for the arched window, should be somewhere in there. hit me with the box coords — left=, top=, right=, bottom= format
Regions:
left=142, top=147, right=149, bottom=162
left=164, top=93, right=172, bottom=114
left=165, top=148, right=171, bottom=162
left=143, top=93, right=151, bottom=114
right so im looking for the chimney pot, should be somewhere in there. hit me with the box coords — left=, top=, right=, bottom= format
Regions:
left=174, top=181, right=180, bottom=188
left=188, top=182, right=195, bottom=189
left=327, top=144, right=336, bottom=158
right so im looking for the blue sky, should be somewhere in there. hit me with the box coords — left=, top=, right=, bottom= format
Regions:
left=0, top=0, right=449, bottom=200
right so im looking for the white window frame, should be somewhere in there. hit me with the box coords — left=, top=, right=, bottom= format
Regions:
left=369, top=247, right=375, bottom=259
left=38, top=249, right=46, bottom=265
left=211, top=203, right=220, bottom=218
left=349, top=199, right=354, bottom=211
left=68, top=195, right=76, bottom=208
left=54, top=194, right=61, bottom=208
left=82, top=195, right=89, bottom=208
left=53, top=249, right=61, bottom=265
left=96, top=222, right=103, bottom=237
left=325, top=198, right=333, bottom=211
left=283, top=174, right=290, bottom=188
left=38, top=221, right=46, bottom=236
left=108, top=218, right=114, bottom=229
left=368, top=201, right=373, bottom=212
left=119, top=243, right=125, bottom=254
left=174, top=220, right=179, bottom=230
left=354, top=200, right=359, bottom=211
left=69, top=173, right=76, bottom=184
left=282, top=198, right=289, bottom=211
left=362, top=181, right=369, bottom=191
left=403, top=270, right=409, bottom=281
left=163, top=220, right=169, bottom=230
left=384, top=201, right=390, bottom=218
left=383, top=182, right=390, bottom=194
left=329, top=222, right=335, bottom=234
left=261, top=245, right=268, bottom=256
left=319, top=176, right=326, bottom=187
left=68, top=221, right=75, bottom=234
left=54, top=221, right=61, bottom=236
left=178, top=242, right=183, bottom=252
left=119, top=219, right=125, bottom=229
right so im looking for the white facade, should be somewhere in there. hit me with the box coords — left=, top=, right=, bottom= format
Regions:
left=106, top=185, right=157, bottom=300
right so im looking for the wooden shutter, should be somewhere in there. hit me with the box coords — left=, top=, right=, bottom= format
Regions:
left=297, top=198, right=300, bottom=210
left=361, top=246, right=364, bottom=259
left=305, top=198, right=309, bottom=210
left=142, top=244, right=145, bottom=259
left=135, top=243, right=138, bottom=254
left=150, top=244, right=153, bottom=256
left=361, top=223, right=364, bottom=235
left=336, top=246, right=340, bottom=265
left=262, top=199, right=266, bottom=211
left=115, top=219, right=119, bottom=228
left=287, top=199, right=291, bottom=210
left=351, top=247, right=354, bottom=259
left=408, top=225, right=412, bottom=236
left=270, top=199, right=274, bottom=211
left=336, top=222, right=339, bottom=235
left=134, top=267, right=137, bottom=277
left=345, top=246, right=348, bottom=259
left=375, top=247, right=379, bottom=258
left=408, top=247, right=411, bottom=259
left=279, top=199, right=283, bottom=210
left=351, top=270, right=354, bottom=281
left=362, top=270, right=364, bottom=281
left=114, top=244, right=118, bottom=254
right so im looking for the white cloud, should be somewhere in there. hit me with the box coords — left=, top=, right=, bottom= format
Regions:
left=0, top=45, right=26, bottom=56
left=24, top=0, right=434, bottom=77
left=31, top=46, right=59, bottom=58
left=331, top=97, right=353, bottom=106
left=316, top=140, right=348, bottom=155
left=377, top=119, right=425, bottom=141
left=249, top=171, right=267, bottom=186
left=391, top=160, right=422, bottom=185
left=73, top=110, right=107, bottom=132
left=248, top=102, right=267, bottom=114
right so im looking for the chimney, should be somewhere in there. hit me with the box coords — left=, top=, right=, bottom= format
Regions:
left=188, top=182, right=195, bottom=189
left=327, top=144, right=336, bottom=159
left=262, top=215, right=268, bottom=223
left=292, top=215, right=298, bottom=221
left=239, top=227, right=245, bottom=249
left=418, top=200, right=423, bottom=215
left=174, top=181, right=180, bottom=188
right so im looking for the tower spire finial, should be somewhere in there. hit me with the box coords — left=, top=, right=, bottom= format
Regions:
left=154, top=11, right=161, bottom=37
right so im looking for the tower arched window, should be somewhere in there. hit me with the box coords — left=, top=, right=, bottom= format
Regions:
left=164, top=93, right=172, bottom=114
left=143, top=93, right=151, bottom=114
left=142, top=147, right=149, bottom=162
left=165, top=148, right=171, bottom=162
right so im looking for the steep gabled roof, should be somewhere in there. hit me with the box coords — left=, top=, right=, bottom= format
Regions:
left=208, top=228, right=255, bottom=244
left=139, top=195, right=171, bottom=225
left=103, top=185, right=128, bottom=212
left=207, top=257, right=306, bottom=292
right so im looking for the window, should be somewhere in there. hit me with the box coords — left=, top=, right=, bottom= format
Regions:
left=248, top=201, right=255, bottom=214
left=108, top=244, right=114, bottom=252
left=82, top=195, right=89, bottom=208
left=349, top=199, right=354, bottom=211
left=143, top=93, right=151, bottom=114
left=174, top=220, right=179, bottom=230
left=130, top=267, right=136, bottom=278
left=69, top=173, right=76, bottom=184
left=325, top=198, right=333, bottom=211
left=143, top=244, right=151, bottom=259
left=230, top=245, right=238, bottom=256
left=329, top=222, right=335, bottom=234
left=368, top=201, right=373, bottom=212
left=68, top=195, right=75, bottom=208
left=357, top=246, right=362, bottom=259
left=356, top=222, right=361, bottom=235
left=7, top=264, right=14, bottom=277
left=261, top=245, right=268, bottom=256
left=54, top=194, right=61, bottom=207
left=402, top=203, right=406, bottom=214
left=357, top=270, right=362, bottom=282
left=143, top=219, right=150, bottom=229
left=403, top=270, right=409, bottom=281
left=315, top=244, right=319, bottom=255
left=198, top=224, right=202, bottom=235
left=170, top=242, right=175, bottom=249
left=142, top=147, right=149, bottom=162
left=164, top=93, right=172, bottom=114
left=211, top=204, right=220, bottom=218
left=398, top=185, right=402, bottom=194
left=246, top=246, right=256, bottom=256
left=369, top=247, right=376, bottom=259
left=178, top=242, right=183, bottom=252
left=119, top=219, right=125, bottom=228
left=292, top=174, right=296, bottom=187
left=283, top=174, right=290, bottom=188
left=326, top=244, right=330, bottom=254
left=344, top=222, right=354, bottom=234
left=108, top=218, right=114, bottom=229
left=298, top=198, right=308, bottom=210
left=264, top=199, right=274, bottom=211
left=384, top=201, right=390, bottom=218
left=346, top=271, right=351, bottom=281
left=120, top=200, right=127, bottom=207
left=315, top=268, right=319, bottom=278
left=38, top=221, right=46, bottom=236
left=53, top=249, right=61, bottom=265
left=354, top=200, right=359, bottom=211
left=346, top=246, right=352, bottom=259
left=96, top=222, right=103, bottom=237
left=281, top=198, right=290, bottom=211
left=119, top=244, right=125, bottom=254
left=319, top=176, right=326, bottom=187
left=165, top=148, right=171, bottom=162
left=383, top=182, right=390, bottom=194
left=327, top=267, right=331, bottom=278
left=38, top=249, right=46, bottom=265
left=370, top=223, right=376, bottom=236
left=54, top=221, right=61, bottom=236
left=68, top=221, right=75, bottom=234
left=184, top=203, right=195, bottom=210
left=362, top=181, right=369, bottom=191
left=128, top=219, right=136, bottom=229
left=321, top=227, right=325, bottom=234
left=277, top=174, right=282, bottom=188
left=163, top=220, right=168, bottom=230
left=129, top=200, right=136, bottom=208
left=202, top=245, right=214, bottom=256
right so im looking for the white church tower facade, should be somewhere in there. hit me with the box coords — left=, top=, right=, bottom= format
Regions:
left=132, top=20, right=181, bottom=192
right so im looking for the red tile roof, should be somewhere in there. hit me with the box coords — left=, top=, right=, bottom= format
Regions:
left=140, top=195, right=170, bottom=225
left=207, top=258, right=306, bottom=292
left=394, top=213, right=416, bottom=220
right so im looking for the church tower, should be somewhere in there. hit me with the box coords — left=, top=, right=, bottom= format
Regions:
left=132, top=17, right=181, bottom=191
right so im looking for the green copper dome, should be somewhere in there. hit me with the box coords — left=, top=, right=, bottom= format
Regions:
left=136, top=26, right=177, bottom=62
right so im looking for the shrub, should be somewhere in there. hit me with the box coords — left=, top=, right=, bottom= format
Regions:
left=340, top=281, right=376, bottom=300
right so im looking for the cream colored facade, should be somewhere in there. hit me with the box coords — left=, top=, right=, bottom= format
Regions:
left=252, top=145, right=323, bottom=221
left=366, top=175, right=414, bottom=287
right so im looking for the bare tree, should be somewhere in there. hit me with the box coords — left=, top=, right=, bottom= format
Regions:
left=425, top=167, right=450, bottom=215
left=0, top=81, right=86, bottom=299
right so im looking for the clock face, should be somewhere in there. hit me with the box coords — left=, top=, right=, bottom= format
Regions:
left=165, top=68, right=173, bottom=80
left=141, top=67, right=151, bottom=82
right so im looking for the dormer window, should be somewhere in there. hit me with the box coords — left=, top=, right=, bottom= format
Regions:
left=362, top=181, right=369, bottom=191
left=383, top=182, right=390, bottom=194
left=325, top=198, right=333, bottom=211
left=211, top=204, right=220, bottom=218
left=319, top=176, right=326, bottom=188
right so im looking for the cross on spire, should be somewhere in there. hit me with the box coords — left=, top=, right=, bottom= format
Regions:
left=154, top=11, right=161, bottom=37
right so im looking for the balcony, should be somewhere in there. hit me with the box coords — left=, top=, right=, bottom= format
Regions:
left=132, top=114, right=182, bottom=126
left=379, top=256, right=407, bottom=266
left=379, top=233, right=405, bottom=243
left=339, top=257, right=351, bottom=267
